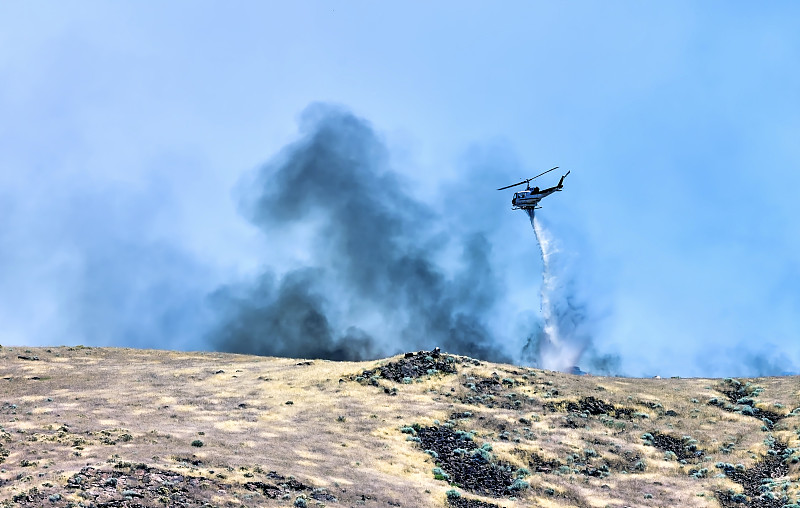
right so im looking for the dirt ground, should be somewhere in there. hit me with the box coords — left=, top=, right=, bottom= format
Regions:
left=1, top=345, right=798, bottom=507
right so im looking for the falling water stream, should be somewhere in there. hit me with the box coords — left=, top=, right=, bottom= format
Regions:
left=525, top=210, right=584, bottom=372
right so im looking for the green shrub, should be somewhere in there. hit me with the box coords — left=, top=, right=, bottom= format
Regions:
left=455, top=430, right=474, bottom=441
left=507, top=479, right=529, bottom=491
left=432, top=467, right=450, bottom=481
left=191, top=440, right=204, bottom=447
left=470, top=448, right=491, bottom=463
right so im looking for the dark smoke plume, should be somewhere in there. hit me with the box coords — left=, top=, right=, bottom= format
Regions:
left=210, top=103, right=510, bottom=362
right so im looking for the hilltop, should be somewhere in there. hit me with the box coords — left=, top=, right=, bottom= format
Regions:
left=0, top=345, right=798, bottom=507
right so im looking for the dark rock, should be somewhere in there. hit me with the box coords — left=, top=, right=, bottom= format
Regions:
left=357, top=350, right=458, bottom=383
left=715, top=441, right=791, bottom=508
left=448, top=496, right=505, bottom=507
left=544, top=396, right=635, bottom=419
left=413, top=425, right=516, bottom=497
left=647, top=432, right=705, bottom=462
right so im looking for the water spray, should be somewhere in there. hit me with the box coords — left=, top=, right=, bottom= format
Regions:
left=526, top=210, right=584, bottom=372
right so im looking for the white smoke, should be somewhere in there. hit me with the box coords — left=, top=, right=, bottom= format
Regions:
left=523, top=209, right=587, bottom=372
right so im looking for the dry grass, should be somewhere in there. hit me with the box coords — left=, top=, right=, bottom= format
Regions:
left=0, top=345, right=798, bottom=507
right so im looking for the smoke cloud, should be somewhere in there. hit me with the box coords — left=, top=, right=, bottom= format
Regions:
left=0, top=176, right=215, bottom=351
left=209, top=103, right=510, bottom=363
left=5, top=97, right=798, bottom=377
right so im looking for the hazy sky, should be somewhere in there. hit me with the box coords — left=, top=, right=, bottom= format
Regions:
left=2, top=2, right=798, bottom=377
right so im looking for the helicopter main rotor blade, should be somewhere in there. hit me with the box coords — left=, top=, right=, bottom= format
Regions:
left=496, top=166, right=559, bottom=191
left=497, top=179, right=530, bottom=191
left=529, top=166, right=559, bottom=181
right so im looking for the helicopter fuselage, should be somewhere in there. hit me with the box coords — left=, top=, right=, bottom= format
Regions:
left=499, top=169, right=569, bottom=210
left=511, top=187, right=561, bottom=210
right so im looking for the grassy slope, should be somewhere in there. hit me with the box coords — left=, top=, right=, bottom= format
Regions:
left=0, top=345, right=798, bottom=507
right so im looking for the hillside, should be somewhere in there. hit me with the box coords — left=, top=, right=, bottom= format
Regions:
left=0, top=345, right=798, bottom=507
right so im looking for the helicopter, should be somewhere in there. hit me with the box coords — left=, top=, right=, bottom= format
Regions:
left=497, top=166, right=570, bottom=210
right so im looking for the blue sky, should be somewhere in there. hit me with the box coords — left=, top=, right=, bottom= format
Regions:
left=1, top=2, right=798, bottom=376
